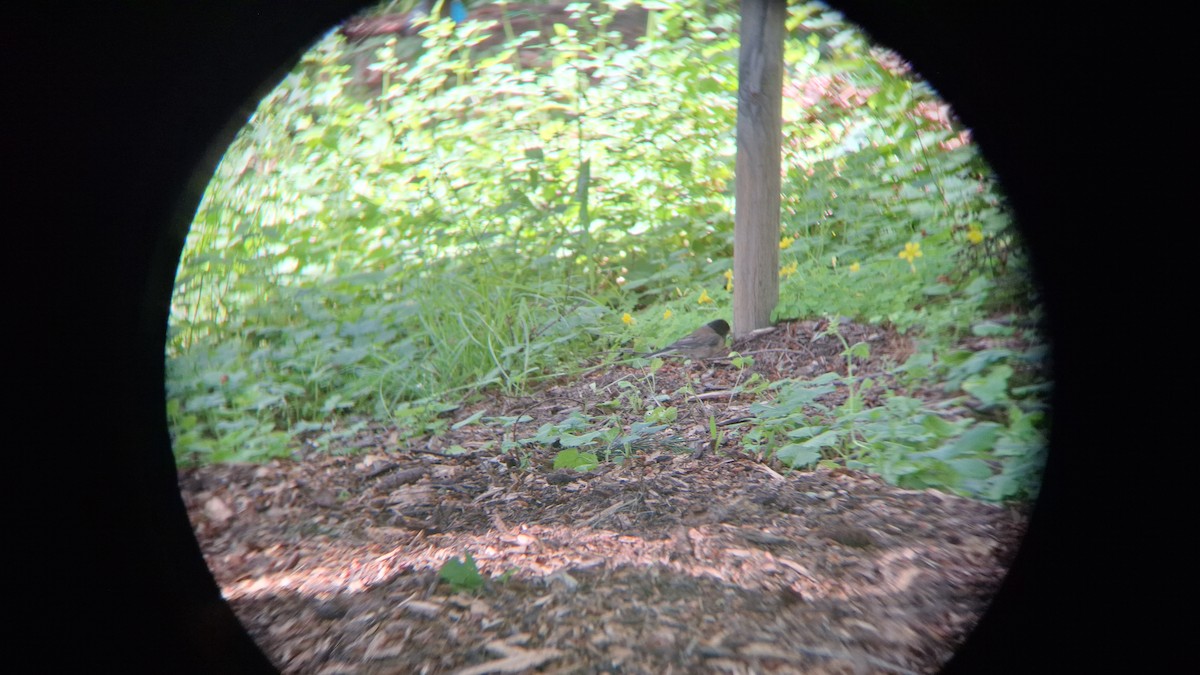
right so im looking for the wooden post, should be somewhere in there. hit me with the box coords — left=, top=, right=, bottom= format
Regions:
left=733, top=0, right=785, bottom=337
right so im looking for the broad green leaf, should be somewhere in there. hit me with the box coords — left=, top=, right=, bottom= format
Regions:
left=920, top=422, right=1001, bottom=460
left=553, top=449, right=599, bottom=471
left=451, top=409, right=487, bottom=430
left=777, top=444, right=822, bottom=468
left=962, top=365, right=1013, bottom=407
left=440, top=553, right=484, bottom=591
left=949, top=458, right=993, bottom=480
left=558, top=429, right=609, bottom=447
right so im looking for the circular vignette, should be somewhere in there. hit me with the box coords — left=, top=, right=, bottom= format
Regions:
left=41, top=1, right=1097, bottom=672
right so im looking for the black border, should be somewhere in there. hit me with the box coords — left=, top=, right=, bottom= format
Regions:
left=12, top=0, right=1122, bottom=671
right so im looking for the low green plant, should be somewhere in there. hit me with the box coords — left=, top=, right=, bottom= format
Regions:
left=552, top=448, right=600, bottom=471
left=706, top=414, right=724, bottom=455
left=722, top=351, right=771, bottom=400
left=389, top=400, right=458, bottom=441
left=741, top=371, right=841, bottom=468
left=739, top=322, right=1048, bottom=501
left=822, top=318, right=871, bottom=414
left=516, top=409, right=676, bottom=465
left=439, top=552, right=484, bottom=592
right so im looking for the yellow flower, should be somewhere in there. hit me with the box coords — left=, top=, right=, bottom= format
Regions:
left=899, top=241, right=923, bottom=273
left=622, top=313, right=634, bottom=325
left=780, top=260, right=799, bottom=278
left=780, top=236, right=794, bottom=249
left=899, top=241, right=923, bottom=262
left=662, top=309, right=673, bottom=320
left=723, top=269, right=733, bottom=291
left=697, top=289, right=713, bottom=305
left=967, top=226, right=984, bottom=245
left=850, top=262, right=861, bottom=272
left=831, top=256, right=837, bottom=269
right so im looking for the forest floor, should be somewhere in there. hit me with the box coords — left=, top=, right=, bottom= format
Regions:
left=180, top=318, right=1031, bottom=674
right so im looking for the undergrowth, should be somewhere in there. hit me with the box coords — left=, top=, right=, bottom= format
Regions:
left=166, top=0, right=1047, bottom=501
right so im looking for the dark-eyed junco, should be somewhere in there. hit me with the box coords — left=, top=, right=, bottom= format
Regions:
left=643, top=319, right=730, bottom=359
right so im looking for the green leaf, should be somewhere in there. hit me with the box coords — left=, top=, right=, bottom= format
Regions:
left=553, top=449, right=599, bottom=471
left=919, top=422, right=1001, bottom=460
left=808, top=429, right=845, bottom=450
left=846, top=341, right=870, bottom=360
left=785, top=425, right=826, bottom=440
left=777, top=444, right=821, bottom=468
left=962, top=365, right=1013, bottom=407
left=558, top=429, right=609, bottom=447
left=948, top=458, right=993, bottom=480
left=451, top=409, right=487, bottom=430
left=920, top=414, right=958, bottom=438
left=439, top=553, right=484, bottom=592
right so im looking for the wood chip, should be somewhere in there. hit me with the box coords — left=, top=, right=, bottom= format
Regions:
left=450, top=646, right=562, bottom=675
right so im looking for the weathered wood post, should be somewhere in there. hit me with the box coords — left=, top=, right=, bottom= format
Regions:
left=732, top=0, right=785, bottom=337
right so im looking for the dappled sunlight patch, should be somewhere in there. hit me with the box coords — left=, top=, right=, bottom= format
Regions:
left=185, top=445, right=1023, bottom=673
left=218, top=515, right=973, bottom=611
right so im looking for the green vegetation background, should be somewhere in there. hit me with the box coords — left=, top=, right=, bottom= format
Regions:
left=166, top=0, right=1047, bottom=501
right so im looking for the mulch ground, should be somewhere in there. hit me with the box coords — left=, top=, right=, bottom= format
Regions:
left=180, top=318, right=1033, bottom=674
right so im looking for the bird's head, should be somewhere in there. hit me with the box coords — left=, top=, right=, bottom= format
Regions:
left=707, top=319, right=731, bottom=337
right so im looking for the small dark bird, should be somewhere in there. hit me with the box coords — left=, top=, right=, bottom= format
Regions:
left=643, top=319, right=730, bottom=359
